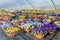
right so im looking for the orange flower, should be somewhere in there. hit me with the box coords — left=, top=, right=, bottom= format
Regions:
left=33, top=15, right=39, bottom=18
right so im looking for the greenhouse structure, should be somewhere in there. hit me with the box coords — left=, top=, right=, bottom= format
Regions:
left=0, top=0, right=60, bottom=40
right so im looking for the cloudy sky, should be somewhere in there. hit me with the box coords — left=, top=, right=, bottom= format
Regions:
left=0, top=0, right=60, bottom=10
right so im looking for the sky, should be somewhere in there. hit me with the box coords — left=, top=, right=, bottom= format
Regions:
left=0, top=0, right=60, bottom=10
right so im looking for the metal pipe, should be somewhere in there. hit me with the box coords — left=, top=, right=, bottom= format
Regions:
left=51, top=0, right=57, bottom=13
left=25, top=0, right=34, bottom=9
left=51, top=0, right=56, bottom=9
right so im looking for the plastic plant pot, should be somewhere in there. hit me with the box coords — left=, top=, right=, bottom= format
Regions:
left=25, top=29, right=30, bottom=33
left=6, top=33, right=17, bottom=38
left=48, top=31, right=55, bottom=35
left=35, top=33, right=44, bottom=39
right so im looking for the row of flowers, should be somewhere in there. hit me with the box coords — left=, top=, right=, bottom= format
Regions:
left=1, top=21, right=58, bottom=39
left=0, top=14, right=60, bottom=39
left=0, top=19, right=59, bottom=39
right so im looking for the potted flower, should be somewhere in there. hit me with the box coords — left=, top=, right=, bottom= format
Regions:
left=55, top=21, right=60, bottom=27
left=19, top=15, right=26, bottom=22
left=49, top=24, right=58, bottom=35
left=42, top=23, right=58, bottom=35
left=48, top=26, right=58, bottom=35
left=4, top=27, right=19, bottom=37
left=3, top=16, right=11, bottom=20
left=21, top=23, right=34, bottom=33
left=33, top=15, right=39, bottom=19
left=48, top=29, right=56, bottom=35
left=32, top=28, right=44, bottom=39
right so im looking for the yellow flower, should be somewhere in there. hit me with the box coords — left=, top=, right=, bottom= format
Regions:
left=0, top=11, right=2, bottom=15
left=12, top=28, right=19, bottom=33
left=4, top=27, right=19, bottom=33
